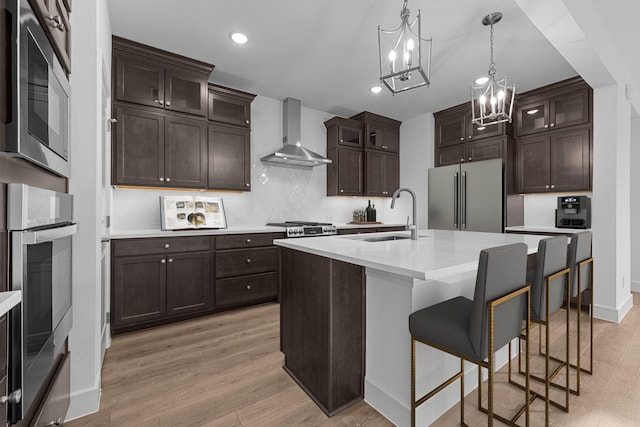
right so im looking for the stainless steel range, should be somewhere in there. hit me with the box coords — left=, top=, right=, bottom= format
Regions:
left=267, top=221, right=337, bottom=238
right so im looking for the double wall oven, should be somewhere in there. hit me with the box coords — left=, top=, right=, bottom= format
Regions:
left=7, top=184, right=75, bottom=423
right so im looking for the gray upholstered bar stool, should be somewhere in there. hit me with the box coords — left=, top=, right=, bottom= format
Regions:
left=563, top=231, right=594, bottom=395
left=509, top=236, right=571, bottom=425
left=409, top=243, right=530, bottom=427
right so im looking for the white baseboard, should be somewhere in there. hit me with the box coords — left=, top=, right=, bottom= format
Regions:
left=632, top=280, right=640, bottom=292
left=593, top=292, right=634, bottom=323
left=65, top=385, right=101, bottom=422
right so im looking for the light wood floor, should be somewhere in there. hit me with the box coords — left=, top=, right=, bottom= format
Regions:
left=67, top=294, right=640, bottom=426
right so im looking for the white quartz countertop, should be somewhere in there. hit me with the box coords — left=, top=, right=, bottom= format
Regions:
left=107, top=223, right=406, bottom=239
left=505, top=225, right=591, bottom=234
left=274, top=229, right=547, bottom=281
left=0, top=291, right=21, bottom=317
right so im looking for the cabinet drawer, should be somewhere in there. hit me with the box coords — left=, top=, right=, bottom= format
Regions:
left=113, top=236, right=211, bottom=256
left=216, top=272, right=278, bottom=307
left=31, top=352, right=70, bottom=427
left=215, top=233, right=284, bottom=250
left=216, top=247, right=279, bottom=278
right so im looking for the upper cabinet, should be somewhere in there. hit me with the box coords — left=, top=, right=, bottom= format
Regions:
left=30, top=0, right=72, bottom=74
left=113, top=37, right=214, bottom=117
left=325, top=112, right=401, bottom=197
left=351, top=112, right=401, bottom=153
left=433, top=103, right=512, bottom=167
left=515, top=77, right=591, bottom=137
left=208, top=84, right=255, bottom=127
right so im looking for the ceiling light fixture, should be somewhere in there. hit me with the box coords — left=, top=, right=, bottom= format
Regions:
left=370, top=86, right=382, bottom=94
left=470, top=12, right=515, bottom=128
left=230, top=32, right=248, bottom=45
left=377, top=0, right=432, bottom=95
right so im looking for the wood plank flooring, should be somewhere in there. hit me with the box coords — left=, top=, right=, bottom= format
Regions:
left=67, top=294, right=640, bottom=426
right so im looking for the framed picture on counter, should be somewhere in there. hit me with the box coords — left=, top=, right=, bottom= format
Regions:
left=160, top=196, right=227, bottom=230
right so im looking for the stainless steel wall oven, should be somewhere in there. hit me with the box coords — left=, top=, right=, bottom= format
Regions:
left=7, top=184, right=75, bottom=423
left=6, top=0, right=71, bottom=178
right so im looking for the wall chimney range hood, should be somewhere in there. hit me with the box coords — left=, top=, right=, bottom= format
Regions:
left=260, top=98, right=332, bottom=167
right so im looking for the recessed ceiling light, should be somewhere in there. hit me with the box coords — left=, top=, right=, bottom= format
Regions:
left=527, top=109, right=539, bottom=115
left=230, top=32, right=248, bottom=45
left=370, top=86, right=382, bottom=94
left=475, top=76, right=489, bottom=85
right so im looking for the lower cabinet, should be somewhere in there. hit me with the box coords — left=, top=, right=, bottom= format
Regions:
left=214, top=234, right=282, bottom=308
left=111, top=233, right=284, bottom=334
left=111, top=236, right=213, bottom=334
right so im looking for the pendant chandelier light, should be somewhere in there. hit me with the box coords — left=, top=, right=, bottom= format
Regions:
left=470, top=12, right=515, bottom=128
left=378, top=0, right=432, bottom=95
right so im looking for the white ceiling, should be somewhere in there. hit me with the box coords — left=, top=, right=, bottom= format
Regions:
left=107, top=0, right=578, bottom=122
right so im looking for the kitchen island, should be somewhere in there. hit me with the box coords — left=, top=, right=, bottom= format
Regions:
left=275, top=229, right=546, bottom=427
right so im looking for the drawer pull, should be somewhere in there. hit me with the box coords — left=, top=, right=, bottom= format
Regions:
left=246, top=239, right=252, bottom=244
left=164, top=243, right=170, bottom=249
left=160, top=259, right=166, bottom=264
left=168, top=258, right=173, bottom=263
left=246, top=258, right=251, bottom=264
left=246, top=285, right=252, bottom=290
left=166, top=101, right=171, bottom=106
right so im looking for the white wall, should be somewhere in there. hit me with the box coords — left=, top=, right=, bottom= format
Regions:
left=630, top=117, right=640, bottom=291
left=67, top=0, right=111, bottom=420
left=111, top=96, right=405, bottom=232
left=522, top=192, right=592, bottom=227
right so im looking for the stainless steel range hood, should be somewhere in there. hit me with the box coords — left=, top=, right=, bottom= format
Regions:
left=260, top=98, right=332, bottom=167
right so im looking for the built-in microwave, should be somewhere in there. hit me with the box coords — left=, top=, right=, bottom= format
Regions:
left=6, top=0, right=71, bottom=178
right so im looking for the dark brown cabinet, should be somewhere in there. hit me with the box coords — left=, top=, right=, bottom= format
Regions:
left=516, top=127, right=591, bottom=193
left=434, top=104, right=505, bottom=149
left=327, top=147, right=363, bottom=196
left=208, top=85, right=255, bottom=128
left=208, top=124, right=251, bottom=191
left=365, top=150, right=398, bottom=196
left=111, top=236, right=213, bottom=334
left=30, top=0, right=72, bottom=74
left=434, top=103, right=511, bottom=167
left=214, top=233, right=282, bottom=308
left=326, top=112, right=401, bottom=197
left=112, top=105, right=207, bottom=188
left=516, top=77, right=591, bottom=137
left=113, top=37, right=213, bottom=117
left=325, top=117, right=364, bottom=149
left=351, top=112, right=400, bottom=153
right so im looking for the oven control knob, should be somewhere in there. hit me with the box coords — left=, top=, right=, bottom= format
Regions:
left=1, top=389, right=21, bottom=404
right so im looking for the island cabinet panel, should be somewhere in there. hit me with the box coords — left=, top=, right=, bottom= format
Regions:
left=214, top=233, right=282, bottom=309
left=111, top=236, right=214, bottom=334
left=280, top=248, right=364, bottom=416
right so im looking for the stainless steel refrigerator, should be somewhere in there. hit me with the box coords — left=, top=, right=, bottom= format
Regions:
left=428, top=158, right=503, bottom=232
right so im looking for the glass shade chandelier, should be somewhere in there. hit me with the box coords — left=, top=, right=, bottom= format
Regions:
left=378, top=0, right=432, bottom=95
left=470, top=12, right=515, bottom=128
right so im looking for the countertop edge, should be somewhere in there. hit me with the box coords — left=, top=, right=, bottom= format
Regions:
left=0, top=291, right=21, bottom=317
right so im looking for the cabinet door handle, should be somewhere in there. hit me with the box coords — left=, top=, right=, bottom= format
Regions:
left=550, top=123, right=555, bottom=127
left=545, top=185, right=550, bottom=189
left=159, top=177, right=165, bottom=182
left=160, top=258, right=166, bottom=264
left=340, top=139, right=344, bottom=143
left=468, top=136, right=473, bottom=139
left=468, top=156, right=472, bottom=161
left=544, top=124, right=549, bottom=128
left=246, top=258, right=252, bottom=264
left=340, top=189, right=344, bottom=193
left=168, top=258, right=173, bottom=263
left=382, top=145, right=387, bottom=149
left=0, top=389, right=21, bottom=404
left=460, top=158, right=465, bottom=163
left=246, top=239, right=252, bottom=244
left=245, top=120, right=250, bottom=125
left=166, top=177, right=171, bottom=183
left=551, top=184, right=556, bottom=189
left=245, top=183, right=250, bottom=187
left=460, top=137, right=464, bottom=141
left=166, top=101, right=171, bottom=106
left=164, top=243, right=170, bottom=249
left=158, top=100, right=164, bottom=105
left=246, top=285, right=252, bottom=291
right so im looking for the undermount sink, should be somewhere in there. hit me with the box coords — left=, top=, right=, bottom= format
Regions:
left=361, top=234, right=412, bottom=242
